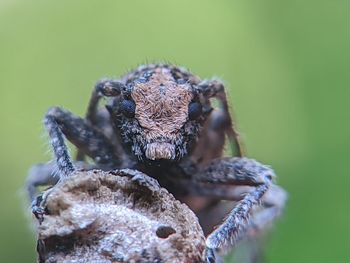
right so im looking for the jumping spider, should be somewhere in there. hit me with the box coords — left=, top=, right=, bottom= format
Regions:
left=26, top=64, right=287, bottom=262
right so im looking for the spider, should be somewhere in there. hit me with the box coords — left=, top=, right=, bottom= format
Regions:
left=26, top=64, right=287, bottom=262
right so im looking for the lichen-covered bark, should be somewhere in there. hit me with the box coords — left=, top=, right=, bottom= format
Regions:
left=34, top=169, right=206, bottom=263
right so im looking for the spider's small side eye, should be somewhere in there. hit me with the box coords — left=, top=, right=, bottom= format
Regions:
left=120, top=99, right=136, bottom=118
left=188, top=101, right=202, bottom=120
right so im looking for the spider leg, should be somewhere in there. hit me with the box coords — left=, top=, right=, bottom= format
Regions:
left=218, top=184, right=286, bottom=263
left=26, top=111, right=101, bottom=219
left=204, top=247, right=216, bottom=263
left=25, top=162, right=58, bottom=202
left=199, top=183, right=268, bottom=263
left=206, top=184, right=268, bottom=249
left=45, top=112, right=75, bottom=176
left=187, top=181, right=286, bottom=240
left=245, top=184, right=287, bottom=239
left=25, top=161, right=95, bottom=203
left=76, top=79, right=125, bottom=161
left=194, top=157, right=283, bottom=250
left=85, top=79, right=124, bottom=124
left=26, top=115, right=76, bottom=221
left=222, top=186, right=286, bottom=262
left=46, top=107, right=120, bottom=169
left=198, top=79, right=244, bottom=157
left=25, top=163, right=58, bottom=223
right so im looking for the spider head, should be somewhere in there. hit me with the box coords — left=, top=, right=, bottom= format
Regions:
left=107, top=67, right=208, bottom=162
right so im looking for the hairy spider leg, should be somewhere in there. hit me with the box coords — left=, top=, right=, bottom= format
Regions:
left=25, top=162, right=59, bottom=201
left=76, top=79, right=125, bottom=161
left=191, top=158, right=286, bottom=255
left=198, top=80, right=244, bottom=157
left=44, top=114, right=75, bottom=176
left=45, top=107, right=120, bottom=170
left=26, top=114, right=75, bottom=223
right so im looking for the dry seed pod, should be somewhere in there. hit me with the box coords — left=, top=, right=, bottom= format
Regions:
left=35, top=169, right=206, bottom=263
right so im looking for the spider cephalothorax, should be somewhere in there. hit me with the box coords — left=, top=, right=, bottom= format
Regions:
left=106, top=66, right=207, bottom=162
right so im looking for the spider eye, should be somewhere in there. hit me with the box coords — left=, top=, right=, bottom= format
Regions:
left=188, top=101, right=202, bottom=120
left=120, top=99, right=136, bottom=118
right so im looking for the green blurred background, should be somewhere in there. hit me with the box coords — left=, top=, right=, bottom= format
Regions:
left=0, top=0, right=349, bottom=262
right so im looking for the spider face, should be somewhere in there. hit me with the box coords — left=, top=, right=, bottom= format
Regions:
left=109, top=67, right=205, bottom=162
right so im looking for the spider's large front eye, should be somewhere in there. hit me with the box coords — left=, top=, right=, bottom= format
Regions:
left=120, top=99, right=136, bottom=118
left=188, top=101, right=202, bottom=120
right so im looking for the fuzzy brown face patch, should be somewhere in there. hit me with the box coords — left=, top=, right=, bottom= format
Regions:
left=131, top=68, right=193, bottom=159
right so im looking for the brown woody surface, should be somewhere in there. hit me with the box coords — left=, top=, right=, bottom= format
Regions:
left=35, top=169, right=206, bottom=263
